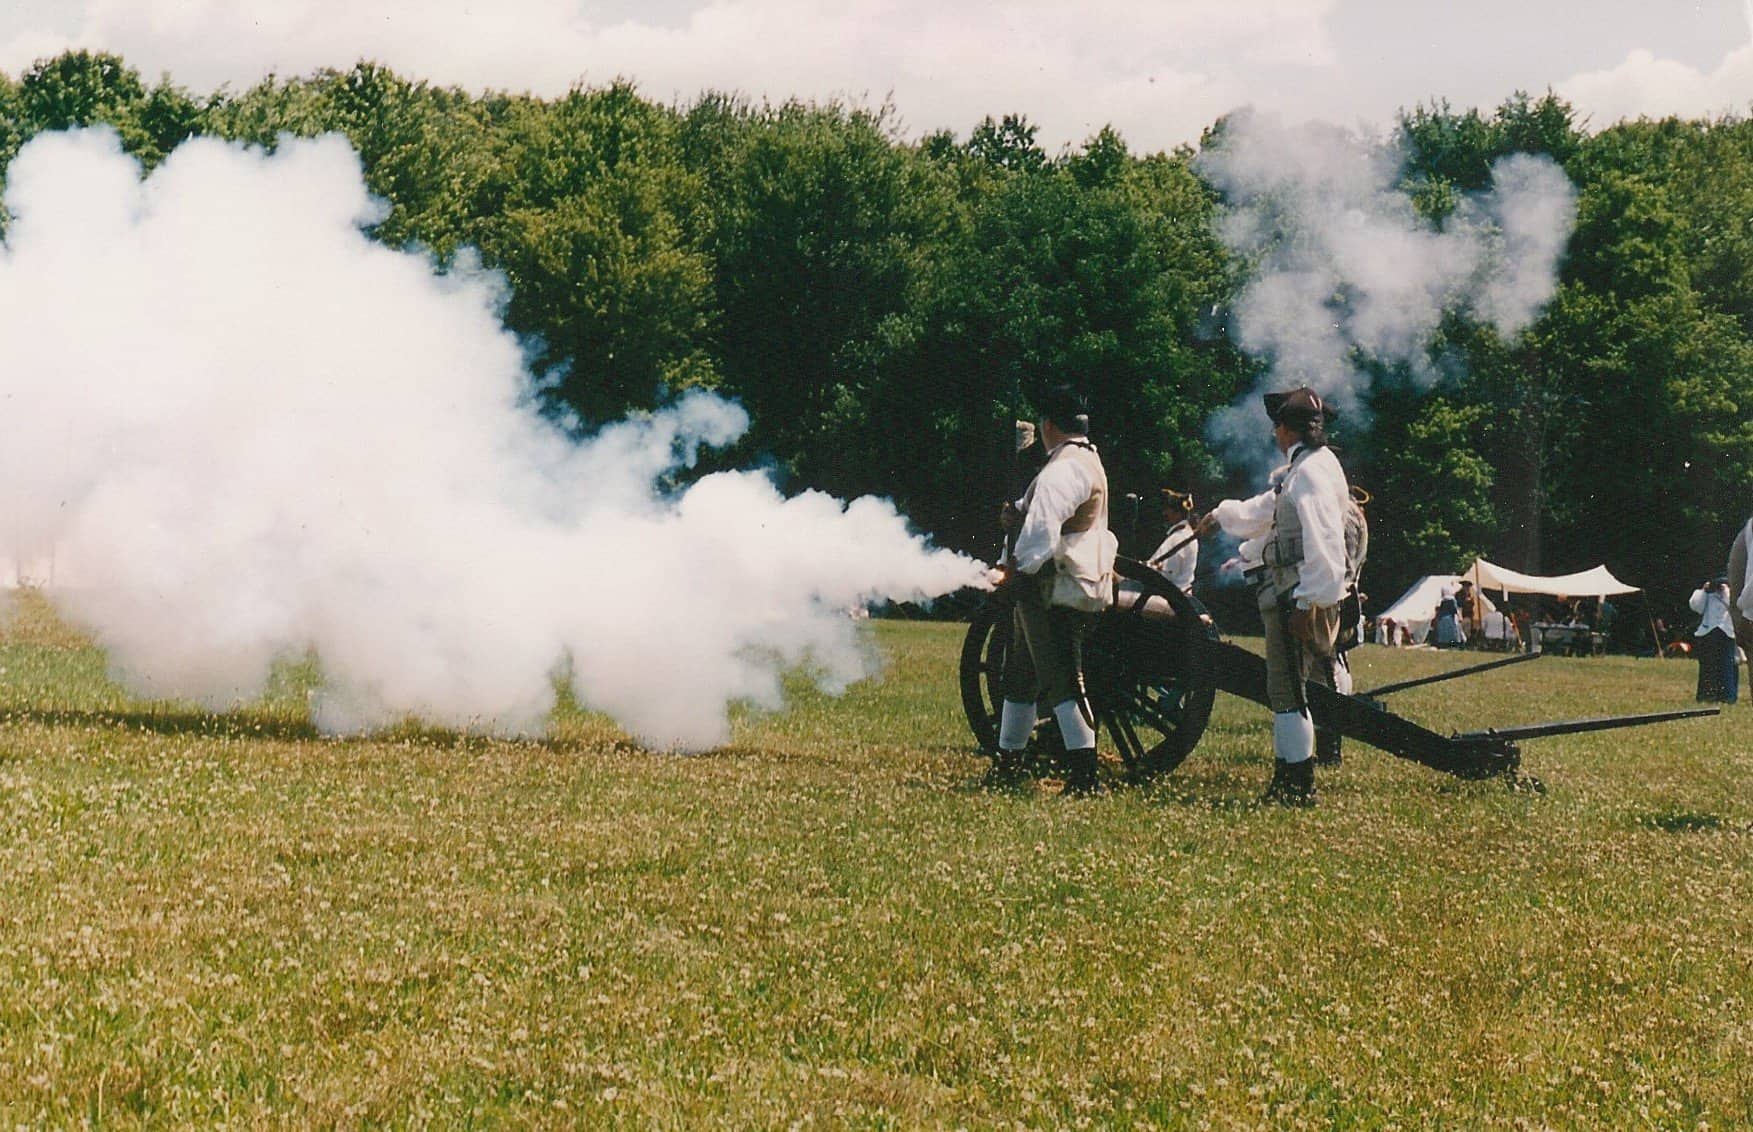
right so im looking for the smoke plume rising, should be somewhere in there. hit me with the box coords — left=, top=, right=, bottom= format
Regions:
left=1197, top=110, right=1578, bottom=466
left=0, top=129, right=985, bottom=749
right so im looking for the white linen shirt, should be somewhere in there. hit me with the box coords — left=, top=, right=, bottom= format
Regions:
left=1149, top=521, right=1198, bottom=592
left=1691, top=586, right=1734, bottom=636
left=1211, top=443, right=1350, bottom=609
left=1012, top=442, right=1098, bottom=575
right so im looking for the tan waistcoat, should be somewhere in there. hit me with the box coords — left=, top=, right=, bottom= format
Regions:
left=1021, top=440, right=1114, bottom=612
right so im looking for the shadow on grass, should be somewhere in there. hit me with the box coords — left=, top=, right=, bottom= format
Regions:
left=1, top=704, right=324, bottom=743
left=0, top=703, right=660, bottom=758
left=1638, top=810, right=1725, bottom=833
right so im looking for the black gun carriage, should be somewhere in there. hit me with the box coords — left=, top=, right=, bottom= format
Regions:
left=960, top=555, right=1717, bottom=785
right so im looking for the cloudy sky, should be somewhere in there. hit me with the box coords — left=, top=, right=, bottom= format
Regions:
left=2, top=0, right=1750, bottom=152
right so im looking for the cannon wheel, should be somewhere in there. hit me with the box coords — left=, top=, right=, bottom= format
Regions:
left=959, top=564, right=1220, bottom=779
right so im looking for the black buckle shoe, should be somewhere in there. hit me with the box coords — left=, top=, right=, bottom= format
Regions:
left=982, top=748, right=1030, bottom=790
left=1060, top=748, right=1105, bottom=797
left=1260, top=759, right=1316, bottom=807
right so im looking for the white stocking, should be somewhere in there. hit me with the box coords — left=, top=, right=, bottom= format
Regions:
left=998, top=700, right=1037, bottom=751
left=1273, top=710, right=1314, bottom=764
left=1052, top=699, right=1097, bottom=751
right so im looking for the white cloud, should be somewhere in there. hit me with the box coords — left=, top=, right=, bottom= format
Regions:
left=1557, top=6, right=1753, bottom=127
left=0, top=0, right=1338, bottom=151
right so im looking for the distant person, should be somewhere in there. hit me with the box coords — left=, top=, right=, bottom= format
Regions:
left=1481, top=608, right=1517, bottom=650
left=992, top=386, right=1117, bottom=794
left=1146, top=488, right=1199, bottom=594
left=1649, top=616, right=1671, bottom=657
left=1198, top=386, right=1355, bottom=806
left=1513, top=608, right=1535, bottom=654
left=1688, top=576, right=1738, bottom=703
left=1433, top=581, right=1464, bottom=648
left=1457, top=580, right=1476, bottom=634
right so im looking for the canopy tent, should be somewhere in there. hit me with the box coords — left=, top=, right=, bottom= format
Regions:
left=1376, top=560, right=1642, bottom=650
left=1375, top=575, right=1498, bottom=645
left=1465, top=559, right=1639, bottom=598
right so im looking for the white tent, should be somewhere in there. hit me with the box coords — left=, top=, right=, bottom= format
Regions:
left=1375, top=575, right=1498, bottom=645
left=1465, top=559, right=1639, bottom=598
left=1377, top=560, right=1640, bottom=649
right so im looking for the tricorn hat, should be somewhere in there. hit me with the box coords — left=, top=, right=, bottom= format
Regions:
left=1160, top=488, right=1195, bottom=512
left=1036, top=386, right=1090, bottom=435
left=1262, top=385, right=1332, bottom=425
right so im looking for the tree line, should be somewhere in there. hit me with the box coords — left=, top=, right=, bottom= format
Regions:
left=1, top=51, right=1749, bottom=637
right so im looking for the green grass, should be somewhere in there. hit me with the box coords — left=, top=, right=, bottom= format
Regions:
left=0, top=589, right=1748, bottom=1128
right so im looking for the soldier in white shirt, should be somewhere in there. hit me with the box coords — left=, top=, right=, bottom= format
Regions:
left=994, top=387, right=1118, bottom=795
left=1147, top=489, right=1199, bottom=593
left=1197, top=387, right=1352, bottom=805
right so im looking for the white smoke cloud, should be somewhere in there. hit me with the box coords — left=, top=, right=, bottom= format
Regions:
left=0, top=127, right=985, bottom=749
left=1196, top=111, right=1578, bottom=465
left=1557, top=2, right=1753, bottom=127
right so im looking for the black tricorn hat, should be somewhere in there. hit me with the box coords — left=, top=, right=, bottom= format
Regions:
left=1036, top=386, right=1090, bottom=435
left=1262, top=385, right=1332, bottom=425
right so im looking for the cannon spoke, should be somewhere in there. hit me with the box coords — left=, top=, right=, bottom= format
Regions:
left=1102, top=703, right=1147, bottom=768
left=1113, top=685, right=1181, bottom=736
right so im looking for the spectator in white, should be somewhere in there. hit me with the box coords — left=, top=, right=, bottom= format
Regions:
left=1689, top=575, right=1738, bottom=704
left=1147, top=489, right=1199, bottom=593
left=993, top=386, right=1118, bottom=795
left=1197, top=386, right=1352, bottom=806
left=1481, top=608, right=1518, bottom=650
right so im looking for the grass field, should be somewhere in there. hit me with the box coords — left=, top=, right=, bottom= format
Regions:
left=0, top=589, right=1748, bottom=1129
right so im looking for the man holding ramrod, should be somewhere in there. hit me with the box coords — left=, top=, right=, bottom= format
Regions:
left=1197, top=387, right=1351, bottom=806
left=993, top=387, right=1118, bottom=795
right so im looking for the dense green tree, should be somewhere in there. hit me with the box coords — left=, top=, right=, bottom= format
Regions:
left=17, top=51, right=145, bottom=134
left=966, top=114, right=1048, bottom=174
left=13, top=51, right=205, bottom=169
left=466, top=84, right=715, bottom=423
left=683, top=99, right=927, bottom=484
left=849, top=145, right=1243, bottom=554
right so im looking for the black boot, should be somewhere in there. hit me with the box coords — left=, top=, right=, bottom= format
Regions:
left=1314, top=729, right=1343, bottom=766
left=1260, top=758, right=1316, bottom=807
left=1061, top=748, right=1104, bottom=797
left=983, top=747, right=1029, bottom=789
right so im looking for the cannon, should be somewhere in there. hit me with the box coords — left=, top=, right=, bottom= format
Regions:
left=960, top=556, right=1718, bottom=785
